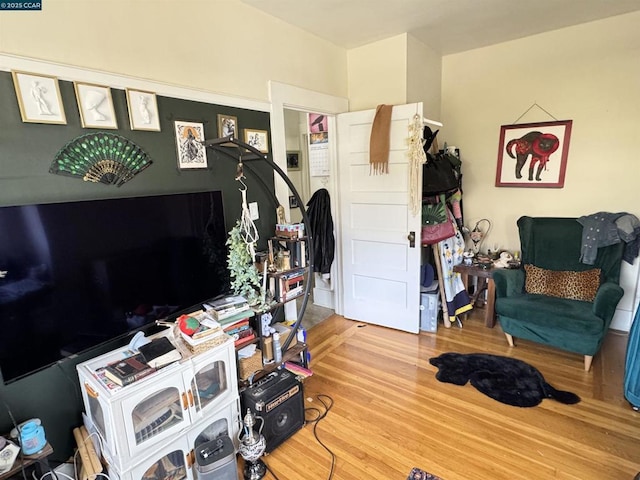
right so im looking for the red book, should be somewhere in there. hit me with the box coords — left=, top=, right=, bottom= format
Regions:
left=234, top=332, right=256, bottom=348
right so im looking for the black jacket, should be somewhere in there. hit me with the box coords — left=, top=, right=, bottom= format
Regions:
left=305, top=188, right=335, bottom=275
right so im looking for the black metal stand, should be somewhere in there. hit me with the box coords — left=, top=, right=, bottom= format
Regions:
left=204, top=136, right=314, bottom=356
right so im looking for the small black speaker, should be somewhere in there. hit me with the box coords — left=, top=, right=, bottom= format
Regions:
left=241, top=369, right=304, bottom=453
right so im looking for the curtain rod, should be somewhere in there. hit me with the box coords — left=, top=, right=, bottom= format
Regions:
left=423, top=117, right=443, bottom=127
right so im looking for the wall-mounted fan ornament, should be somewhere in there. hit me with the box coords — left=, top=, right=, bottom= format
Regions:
left=50, top=132, right=153, bottom=187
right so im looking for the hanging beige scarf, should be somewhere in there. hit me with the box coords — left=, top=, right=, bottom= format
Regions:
left=369, top=104, right=393, bottom=175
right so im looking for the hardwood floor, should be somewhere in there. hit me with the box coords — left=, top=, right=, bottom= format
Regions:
left=259, top=311, right=640, bottom=480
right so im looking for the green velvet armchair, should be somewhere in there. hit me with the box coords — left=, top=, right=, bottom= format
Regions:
left=493, top=216, right=625, bottom=371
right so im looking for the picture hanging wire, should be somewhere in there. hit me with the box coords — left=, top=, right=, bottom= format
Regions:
left=512, top=102, right=559, bottom=124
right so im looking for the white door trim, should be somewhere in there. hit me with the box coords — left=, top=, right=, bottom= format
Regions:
left=268, top=81, right=349, bottom=314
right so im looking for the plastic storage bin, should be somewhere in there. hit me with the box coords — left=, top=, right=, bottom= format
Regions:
left=420, top=280, right=440, bottom=332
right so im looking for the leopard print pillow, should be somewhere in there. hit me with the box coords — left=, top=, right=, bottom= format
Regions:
left=524, top=264, right=601, bottom=302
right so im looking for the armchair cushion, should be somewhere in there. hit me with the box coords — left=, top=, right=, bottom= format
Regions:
left=523, top=264, right=601, bottom=302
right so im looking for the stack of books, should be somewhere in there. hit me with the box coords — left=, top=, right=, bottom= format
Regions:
left=269, top=269, right=305, bottom=303
left=101, top=336, right=184, bottom=387
left=205, top=295, right=256, bottom=348
left=222, top=317, right=256, bottom=349
left=103, top=353, right=156, bottom=387
left=139, top=337, right=182, bottom=369
left=206, top=295, right=251, bottom=322
left=177, top=310, right=228, bottom=352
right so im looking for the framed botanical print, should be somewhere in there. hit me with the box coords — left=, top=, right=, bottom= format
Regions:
left=11, top=70, right=67, bottom=124
left=495, top=120, right=573, bottom=188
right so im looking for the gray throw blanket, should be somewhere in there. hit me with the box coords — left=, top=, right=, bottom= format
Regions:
left=577, top=212, right=640, bottom=265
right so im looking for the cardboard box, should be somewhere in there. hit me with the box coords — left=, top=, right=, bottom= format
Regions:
left=273, top=324, right=298, bottom=347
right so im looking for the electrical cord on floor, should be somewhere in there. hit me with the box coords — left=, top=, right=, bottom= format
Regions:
left=261, top=393, right=335, bottom=480
left=304, top=394, right=335, bottom=480
left=1, top=397, right=28, bottom=480
left=72, top=430, right=111, bottom=480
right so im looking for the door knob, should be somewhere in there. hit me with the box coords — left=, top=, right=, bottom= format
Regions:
left=407, top=231, right=415, bottom=248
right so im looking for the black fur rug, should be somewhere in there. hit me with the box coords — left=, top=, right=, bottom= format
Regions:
left=429, top=352, right=581, bottom=407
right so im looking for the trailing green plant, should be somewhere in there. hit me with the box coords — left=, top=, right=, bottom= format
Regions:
left=226, top=220, right=264, bottom=307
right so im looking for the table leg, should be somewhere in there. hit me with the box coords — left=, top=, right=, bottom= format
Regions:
left=485, top=278, right=496, bottom=328
left=432, top=244, right=451, bottom=328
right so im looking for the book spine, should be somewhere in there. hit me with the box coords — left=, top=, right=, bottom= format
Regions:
left=118, top=368, right=156, bottom=386
left=234, top=333, right=256, bottom=348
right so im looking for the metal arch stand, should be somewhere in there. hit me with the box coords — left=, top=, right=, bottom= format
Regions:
left=204, top=136, right=314, bottom=355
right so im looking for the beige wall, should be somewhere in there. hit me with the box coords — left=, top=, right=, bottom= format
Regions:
left=347, top=33, right=442, bottom=115
left=347, top=34, right=408, bottom=111
left=407, top=33, right=442, bottom=121
left=441, top=12, right=640, bottom=252
left=0, top=0, right=347, bottom=102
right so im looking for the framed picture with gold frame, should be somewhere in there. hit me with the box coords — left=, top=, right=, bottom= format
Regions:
left=11, top=70, right=67, bottom=124
left=74, top=81, right=118, bottom=129
left=126, top=88, right=160, bottom=131
left=244, top=129, right=269, bottom=153
left=217, top=114, right=238, bottom=139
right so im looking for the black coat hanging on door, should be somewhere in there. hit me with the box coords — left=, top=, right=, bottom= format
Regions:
left=306, top=188, right=335, bottom=275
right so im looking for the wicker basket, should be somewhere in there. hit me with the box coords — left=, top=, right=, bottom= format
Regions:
left=174, top=325, right=230, bottom=354
left=238, top=349, right=263, bottom=380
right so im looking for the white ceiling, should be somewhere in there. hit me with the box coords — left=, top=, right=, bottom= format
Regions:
left=240, top=0, right=640, bottom=54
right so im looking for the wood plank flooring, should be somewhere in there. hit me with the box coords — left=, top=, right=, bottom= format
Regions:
left=258, top=311, right=640, bottom=480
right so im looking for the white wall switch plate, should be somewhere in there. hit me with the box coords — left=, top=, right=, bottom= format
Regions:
left=249, top=202, right=259, bottom=220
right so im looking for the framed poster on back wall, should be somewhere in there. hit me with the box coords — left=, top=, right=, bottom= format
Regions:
left=495, top=120, right=572, bottom=188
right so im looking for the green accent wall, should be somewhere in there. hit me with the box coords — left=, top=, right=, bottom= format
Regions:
left=0, top=71, right=276, bottom=461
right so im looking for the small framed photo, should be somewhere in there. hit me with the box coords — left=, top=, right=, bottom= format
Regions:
left=74, top=82, right=118, bottom=129
left=126, top=88, right=160, bottom=131
left=11, top=70, right=67, bottom=124
left=244, top=129, right=269, bottom=153
left=495, top=120, right=573, bottom=188
left=288, top=195, right=299, bottom=209
left=286, top=151, right=301, bottom=171
left=217, top=114, right=238, bottom=138
left=174, top=120, right=208, bottom=170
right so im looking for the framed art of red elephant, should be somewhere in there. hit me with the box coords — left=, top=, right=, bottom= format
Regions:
left=495, top=119, right=572, bottom=188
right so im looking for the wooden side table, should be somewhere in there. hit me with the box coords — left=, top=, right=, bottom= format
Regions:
left=0, top=443, right=54, bottom=480
left=453, top=264, right=496, bottom=328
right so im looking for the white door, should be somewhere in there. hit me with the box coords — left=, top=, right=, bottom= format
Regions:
left=337, top=103, right=422, bottom=333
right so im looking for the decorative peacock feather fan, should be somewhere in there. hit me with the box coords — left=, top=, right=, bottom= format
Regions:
left=50, top=132, right=153, bottom=187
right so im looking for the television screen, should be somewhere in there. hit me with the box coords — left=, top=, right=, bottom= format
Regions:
left=0, top=190, right=228, bottom=383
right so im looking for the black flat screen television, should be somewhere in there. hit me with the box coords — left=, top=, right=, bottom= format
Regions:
left=0, top=190, right=228, bottom=383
